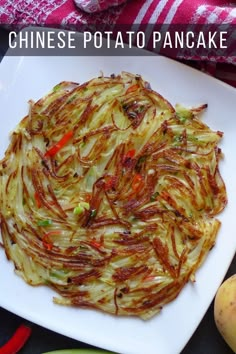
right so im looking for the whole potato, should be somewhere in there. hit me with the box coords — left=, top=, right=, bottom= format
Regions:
left=214, top=274, right=236, bottom=352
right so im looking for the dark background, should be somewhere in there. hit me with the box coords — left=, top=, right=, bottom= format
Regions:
left=0, top=26, right=235, bottom=354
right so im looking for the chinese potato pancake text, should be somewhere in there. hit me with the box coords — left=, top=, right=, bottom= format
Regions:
left=0, top=72, right=227, bottom=319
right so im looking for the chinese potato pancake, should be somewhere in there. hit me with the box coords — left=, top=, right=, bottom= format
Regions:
left=0, top=72, right=227, bottom=319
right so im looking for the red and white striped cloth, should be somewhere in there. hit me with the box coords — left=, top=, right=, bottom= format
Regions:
left=74, top=0, right=126, bottom=13
left=0, top=0, right=235, bottom=87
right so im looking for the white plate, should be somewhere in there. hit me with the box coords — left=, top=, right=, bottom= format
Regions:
left=0, top=29, right=236, bottom=354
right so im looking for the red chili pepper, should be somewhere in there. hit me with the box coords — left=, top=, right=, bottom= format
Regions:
left=44, top=130, right=73, bottom=158
left=126, top=84, right=139, bottom=95
left=42, top=230, right=61, bottom=251
left=0, top=324, right=31, bottom=354
left=132, top=173, right=143, bottom=192
left=123, top=149, right=136, bottom=168
left=124, top=149, right=136, bottom=160
left=104, top=176, right=116, bottom=191
left=90, top=239, right=102, bottom=249
left=34, top=191, right=41, bottom=208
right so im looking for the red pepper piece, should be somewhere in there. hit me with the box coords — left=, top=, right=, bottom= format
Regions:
left=42, top=230, right=62, bottom=251
left=123, top=149, right=136, bottom=168
left=90, top=239, right=102, bottom=249
left=104, top=175, right=116, bottom=191
left=45, top=130, right=73, bottom=158
left=124, top=149, right=136, bottom=160
left=132, top=173, right=143, bottom=192
left=0, top=324, right=31, bottom=354
left=34, top=191, right=41, bottom=208
left=125, top=84, right=139, bottom=95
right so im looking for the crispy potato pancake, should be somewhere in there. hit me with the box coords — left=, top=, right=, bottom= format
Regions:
left=0, top=72, right=227, bottom=319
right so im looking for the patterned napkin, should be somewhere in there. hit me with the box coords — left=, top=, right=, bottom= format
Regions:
left=0, top=0, right=235, bottom=87
left=73, top=0, right=126, bottom=13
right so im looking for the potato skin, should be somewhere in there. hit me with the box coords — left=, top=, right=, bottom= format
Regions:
left=214, top=274, right=236, bottom=352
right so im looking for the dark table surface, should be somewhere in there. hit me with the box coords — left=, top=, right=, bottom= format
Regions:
left=0, top=26, right=235, bottom=354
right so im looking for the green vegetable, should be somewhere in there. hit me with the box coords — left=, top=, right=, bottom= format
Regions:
left=37, top=219, right=52, bottom=226
left=90, top=209, right=97, bottom=218
left=49, top=268, right=69, bottom=279
left=150, top=192, right=159, bottom=202
left=175, top=104, right=193, bottom=123
left=67, top=95, right=76, bottom=103
left=73, top=202, right=90, bottom=215
left=135, top=155, right=147, bottom=171
left=53, top=84, right=61, bottom=92
left=173, top=135, right=182, bottom=143
left=73, top=205, right=84, bottom=215
left=80, top=201, right=90, bottom=210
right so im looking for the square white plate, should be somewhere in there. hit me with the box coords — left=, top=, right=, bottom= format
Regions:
left=0, top=30, right=236, bottom=354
